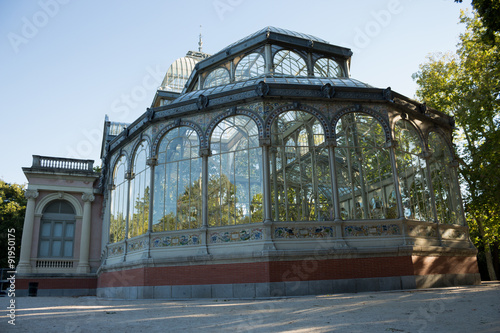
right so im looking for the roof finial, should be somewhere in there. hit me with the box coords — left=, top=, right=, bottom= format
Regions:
left=198, top=25, right=203, bottom=52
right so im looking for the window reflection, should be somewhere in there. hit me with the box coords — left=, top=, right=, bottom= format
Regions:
left=428, top=132, right=464, bottom=225
left=129, top=141, right=150, bottom=238
left=209, top=116, right=263, bottom=226
left=270, top=111, right=332, bottom=221
left=394, top=120, right=433, bottom=221
left=110, top=156, right=127, bottom=243
left=154, top=127, right=202, bottom=231
left=335, top=113, right=396, bottom=220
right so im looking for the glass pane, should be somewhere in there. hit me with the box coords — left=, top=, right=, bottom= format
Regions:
left=54, top=223, right=63, bottom=237
left=65, top=223, right=74, bottom=237
left=314, top=58, right=343, bottom=77
left=64, top=241, right=73, bottom=257
left=39, top=240, right=49, bottom=257
left=274, top=50, right=307, bottom=76
left=51, top=241, right=61, bottom=257
left=209, top=116, right=262, bottom=226
left=235, top=53, right=265, bottom=81
left=41, top=222, right=51, bottom=237
left=270, top=111, right=331, bottom=221
left=335, top=112, right=396, bottom=220
left=428, top=132, right=464, bottom=225
left=204, top=68, right=230, bottom=88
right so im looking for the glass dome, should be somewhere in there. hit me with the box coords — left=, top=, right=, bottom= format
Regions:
left=160, top=51, right=208, bottom=93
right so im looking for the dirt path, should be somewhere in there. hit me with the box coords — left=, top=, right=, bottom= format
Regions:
left=1, top=282, right=499, bottom=332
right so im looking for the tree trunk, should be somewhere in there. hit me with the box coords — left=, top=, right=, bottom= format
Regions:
left=477, top=217, right=498, bottom=281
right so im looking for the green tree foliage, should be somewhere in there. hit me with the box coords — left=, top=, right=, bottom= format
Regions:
left=0, top=180, right=26, bottom=268
left=456, top=0, right=500, bottom=41
left=413, top=11, right=500, bottom=279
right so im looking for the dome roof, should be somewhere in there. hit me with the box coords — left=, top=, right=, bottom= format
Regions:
left=160, top=51, right=209, bottom=93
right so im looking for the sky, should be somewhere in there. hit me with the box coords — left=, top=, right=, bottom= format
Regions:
left=0, top=0, right=473, bottom=185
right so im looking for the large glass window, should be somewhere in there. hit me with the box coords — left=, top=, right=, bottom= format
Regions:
left=209, top=116, right=263, bottom=226
left=235, top=53, right=265, bottom=81
left=129, top=141, right=150, bottom=238
left=204, top=68, right=230, bottom=88
left=428, top=132, right=464, bottom=225
left=394, top=120, right=433, bottom=221
left=314, top=58, right=343, bottom=78
left=273, top=50, right=307, bottom=76
left=270, top=111, right=332, bottom=222
left=109, top=156, right=127, bottom=243
left=154, top=127, right=202, bottom=231
left=335, top=113, right=397, bottom=220
left=39, top=200, right=75, bottom=258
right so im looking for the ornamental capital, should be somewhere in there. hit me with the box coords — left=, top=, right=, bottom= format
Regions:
left=259, top=138, right=271, bottom=147
left=25, top=189, right=39, bottom=200
left=82, top=192, right=95, bottom=203
left=146, top=157, right=158, bottom=167
left=199, top=148, right=211, bottom=157
left=325, top=138, right=337, bottom=148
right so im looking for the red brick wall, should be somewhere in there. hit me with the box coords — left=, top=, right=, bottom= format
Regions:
left=98, top=256, right=416, bottom=287
left=17, top=255, right=479, bottom=290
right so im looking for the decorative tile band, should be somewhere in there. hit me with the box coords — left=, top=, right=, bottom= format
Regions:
left=152, top=234, right=201, bottom=248
left=209, top=228, right=263, bottom=244
left=127, top=238, right=149, bottom=252
left=108, top=244, right=124, bottom=257
left=344, top=224, right=401, bottom=237
left=408, top=225, right=437, bottom=238
left=274, top=226, right=335, bottom=239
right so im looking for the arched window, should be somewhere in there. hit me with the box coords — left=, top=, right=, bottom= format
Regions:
left=273, top=50, right=307, bottom=76
left=109, top=156, right=127, bottom=243
left=428, top=132, right=464, bottom=225
left=209, top=116, right=263, bottom=226
left=314, top=58, right=343, bottom=78
left=39, top=200, right=75, bottom=258
left=129, top=141, right=150, bottom=238
left=270, top=111, right=332, bottom=221
left=335, top=113, right=396, bottom=220
left=154, top=127, right=202, bottom=231
left=235, top=53, right=265, bottom=81
left=204, top=68, right=230, bottom=88
left=394, top=120, right=433, bottom=221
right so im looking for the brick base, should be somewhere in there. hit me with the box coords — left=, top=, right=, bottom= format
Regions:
left=14, top=255, right=480, bottom=298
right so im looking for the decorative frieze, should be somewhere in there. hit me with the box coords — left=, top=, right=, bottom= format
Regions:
left=152, top=234, right=201, bottom=247
left=209, top=228, right=263, bottom=244
left=274, top=226, right=335, bottom=239
left=127, top=238, right=149, bottom=252
left=344, top=224, right=401, bottom=237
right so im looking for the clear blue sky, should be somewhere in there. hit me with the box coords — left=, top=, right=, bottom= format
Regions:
left=0, top=0, right=472, bottom=185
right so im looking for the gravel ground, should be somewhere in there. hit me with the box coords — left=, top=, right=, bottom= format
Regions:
left=1, top=282, right=499, bottom=333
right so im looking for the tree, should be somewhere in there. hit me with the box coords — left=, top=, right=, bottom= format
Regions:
left=413, top=11, right=500, bottom=280
left=0, top=180, right=26, bottom=269
left=455, top=0, right=500, bottom=42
